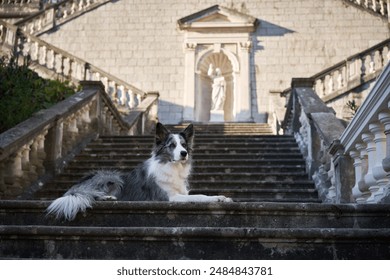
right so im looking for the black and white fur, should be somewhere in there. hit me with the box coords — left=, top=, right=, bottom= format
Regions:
left=47, top=123, right=232, bottom=220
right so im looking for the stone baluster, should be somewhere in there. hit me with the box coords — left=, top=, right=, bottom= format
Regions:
left=379, top=103, right=390, bottom=201
left=336, top=68, right=343, bottom=90
left=28, top=138, right=39, bottom=181
left=68, top=59, right=74, bottom=79
left=128, top=90, right=135, bottom=108
left=327, top=73, right=334, bottom=94
left=327, top=160, right=336, bottom=202
left=369, top=122, right=389, bottom=201
left=70, top=1, right=76, bottom=14
left=101, top=107, right=109, bottom=134
left=20, top=143, right=32, bottom=185
left=110, top=82, right=118, bottom=104
left=118, top=85, right=126, bottom=106
left=78, top=0, right=84, bottom=10
left=362, top=132, right=380, bottom=203
left=350, top=149, right=365, bottom=202
left=53, top=52, right=60, bottom=74
left=354, top=143, right=370, bottom=202
left=62, top=5, right=69, bottom=18
left=40, top=45, right=47, bottom=66
left=36, top=131, right=47, bottom=176
left=47, top=49, right=54, bottom=69
left=63, top=115, right=78, bottom=154
left=372, top=0, right=377, bottom=12
left=4, top=150, right=23, bottom=195
left=388, top=0, right=390, bottom=22
left=136, top=93, right=143, bottom=105
left=380, top=0, right=386, bottom=15
left=30, top=41, right=38, bottom=61
left=375, top=49, right=383, bottom=70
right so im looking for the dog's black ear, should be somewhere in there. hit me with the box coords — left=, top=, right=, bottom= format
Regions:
left=155, top=122, right=170, bottom=145
left=180, top=123, right=194, bottom=148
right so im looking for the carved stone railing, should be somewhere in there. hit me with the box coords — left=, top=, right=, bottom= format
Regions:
left=0, top=81, right=159, bottom=199
left=0, top=19, right=146, bottom=114
left=343, top=0, right=390, bottom=22
left=282, top=79, right=346, bottom=202
left=0, top=0, right=42, bottom=18
left=329, top=62, right=390, bottom=204
left=14, top=0, right=111, bottom=35
left=313, top=39, right=390, bottom=103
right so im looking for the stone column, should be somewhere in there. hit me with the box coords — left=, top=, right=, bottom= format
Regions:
left=183, top=43, right=197, bottom=122
left=236, top=41, right=253, bottom=122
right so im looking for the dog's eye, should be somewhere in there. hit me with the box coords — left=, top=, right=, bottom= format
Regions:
left=181, top=143, right=187, bottom=148
left=169, top=143, right=176, bottom=149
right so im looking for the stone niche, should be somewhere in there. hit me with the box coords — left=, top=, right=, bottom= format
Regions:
left=178, top=5, right=259, bottom=122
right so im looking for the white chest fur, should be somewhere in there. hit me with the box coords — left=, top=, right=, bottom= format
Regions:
left=147, top=158, right=191, bottom=198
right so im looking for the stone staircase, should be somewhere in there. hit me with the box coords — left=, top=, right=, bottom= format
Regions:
left=1, top=123, right=390, bottom=259
left=32, top=123, right=319, bottom=203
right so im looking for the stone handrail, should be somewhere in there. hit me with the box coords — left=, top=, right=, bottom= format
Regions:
left=0, top=81, right=159, bottom=199
left=281, top=39, right=390, bottom=104
left=282, top=79, right=346, bottom=202
left=329, top=62, right=390, bottom=204
left=343, top=0, right=390, bottom=22
left=0, top=19, right=146, bottom=113
left=313, top=39, right=390, bottom=103
left=15, top=0, right=111, bottom=35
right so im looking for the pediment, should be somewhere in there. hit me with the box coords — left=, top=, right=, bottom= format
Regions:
left=177, top=5, right=259, bottom=32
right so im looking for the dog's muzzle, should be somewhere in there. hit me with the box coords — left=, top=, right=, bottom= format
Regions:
left=180, top=150, right=188, bottom=160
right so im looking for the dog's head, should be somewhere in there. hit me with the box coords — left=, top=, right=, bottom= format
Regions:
left=153, top=122, right=194, bottom=164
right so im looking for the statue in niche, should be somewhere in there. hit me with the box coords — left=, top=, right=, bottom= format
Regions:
left=208, top=64, right=226, bottom=111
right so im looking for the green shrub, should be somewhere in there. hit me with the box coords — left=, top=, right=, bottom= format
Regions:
left=0, top=55, right=77, bottom=133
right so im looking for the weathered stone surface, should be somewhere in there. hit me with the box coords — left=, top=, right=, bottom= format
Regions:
left=38, top=0, right=390, bottom=123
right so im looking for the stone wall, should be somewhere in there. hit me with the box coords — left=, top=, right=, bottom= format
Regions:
left=39, top=0, right=390, bottom=124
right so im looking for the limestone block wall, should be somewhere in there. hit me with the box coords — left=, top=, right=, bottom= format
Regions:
left=40, top=0, right=389, bottom=124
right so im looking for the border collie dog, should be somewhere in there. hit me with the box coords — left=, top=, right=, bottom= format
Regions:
left=47, top=123, right=232, bottom=220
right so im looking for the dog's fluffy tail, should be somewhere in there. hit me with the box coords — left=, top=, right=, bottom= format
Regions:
left=46, top=191, right=96, bottom=221
left=46, top=170, right=123, bottom=221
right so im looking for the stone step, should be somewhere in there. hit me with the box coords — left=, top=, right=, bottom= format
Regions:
left=165, top=123, right=274, bottom=134
left=72, top=153, right=304, bottom=161
left=65, top=158, right=307, bottom=168
left=97, top=135, right=296, bottom=143
left=50, top=172, right=310, bottom=182
left=1, top=224, right=389, bottom=259
left=189, top=189, right=319, bottom=202
left=81, top=147, right=301, bottom=154
left=2, top=201, right=389, bottom=228
left=34, top=184, right=317, bottom=202
left=61, top=165, right=307, bottom=174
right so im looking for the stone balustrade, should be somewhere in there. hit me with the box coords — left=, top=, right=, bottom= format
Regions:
left=0, top=82, right=159, bottom=199
left=14, top=0, right=110, bottom=35
left=344, top=0, right=390, bottom=21
left=284, top=63, right=390, bottom=204
left=282, top=79, right=346, bottom=202
left=0, top=0, right=34, bottom=5
left=313, top=39, right=390, bottom=103
left=0, top=19, right=146, bottom=113
left=329, top=62, right=390, bottom=203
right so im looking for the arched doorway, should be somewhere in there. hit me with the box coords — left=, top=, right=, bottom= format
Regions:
left=195, top=51, right=235, bottom=122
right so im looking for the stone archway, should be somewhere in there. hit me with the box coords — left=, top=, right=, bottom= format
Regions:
left=178, top=5, right=258, bottom=123
left=195, top=51, right=235, bottom=122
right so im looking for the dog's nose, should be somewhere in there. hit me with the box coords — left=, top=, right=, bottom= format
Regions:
left=180, top=151, right=188, bottom=158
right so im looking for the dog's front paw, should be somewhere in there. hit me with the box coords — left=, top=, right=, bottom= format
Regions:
left=215, top=196, right=233, bottom=202
left=99, top=195, right=118, bottom=201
